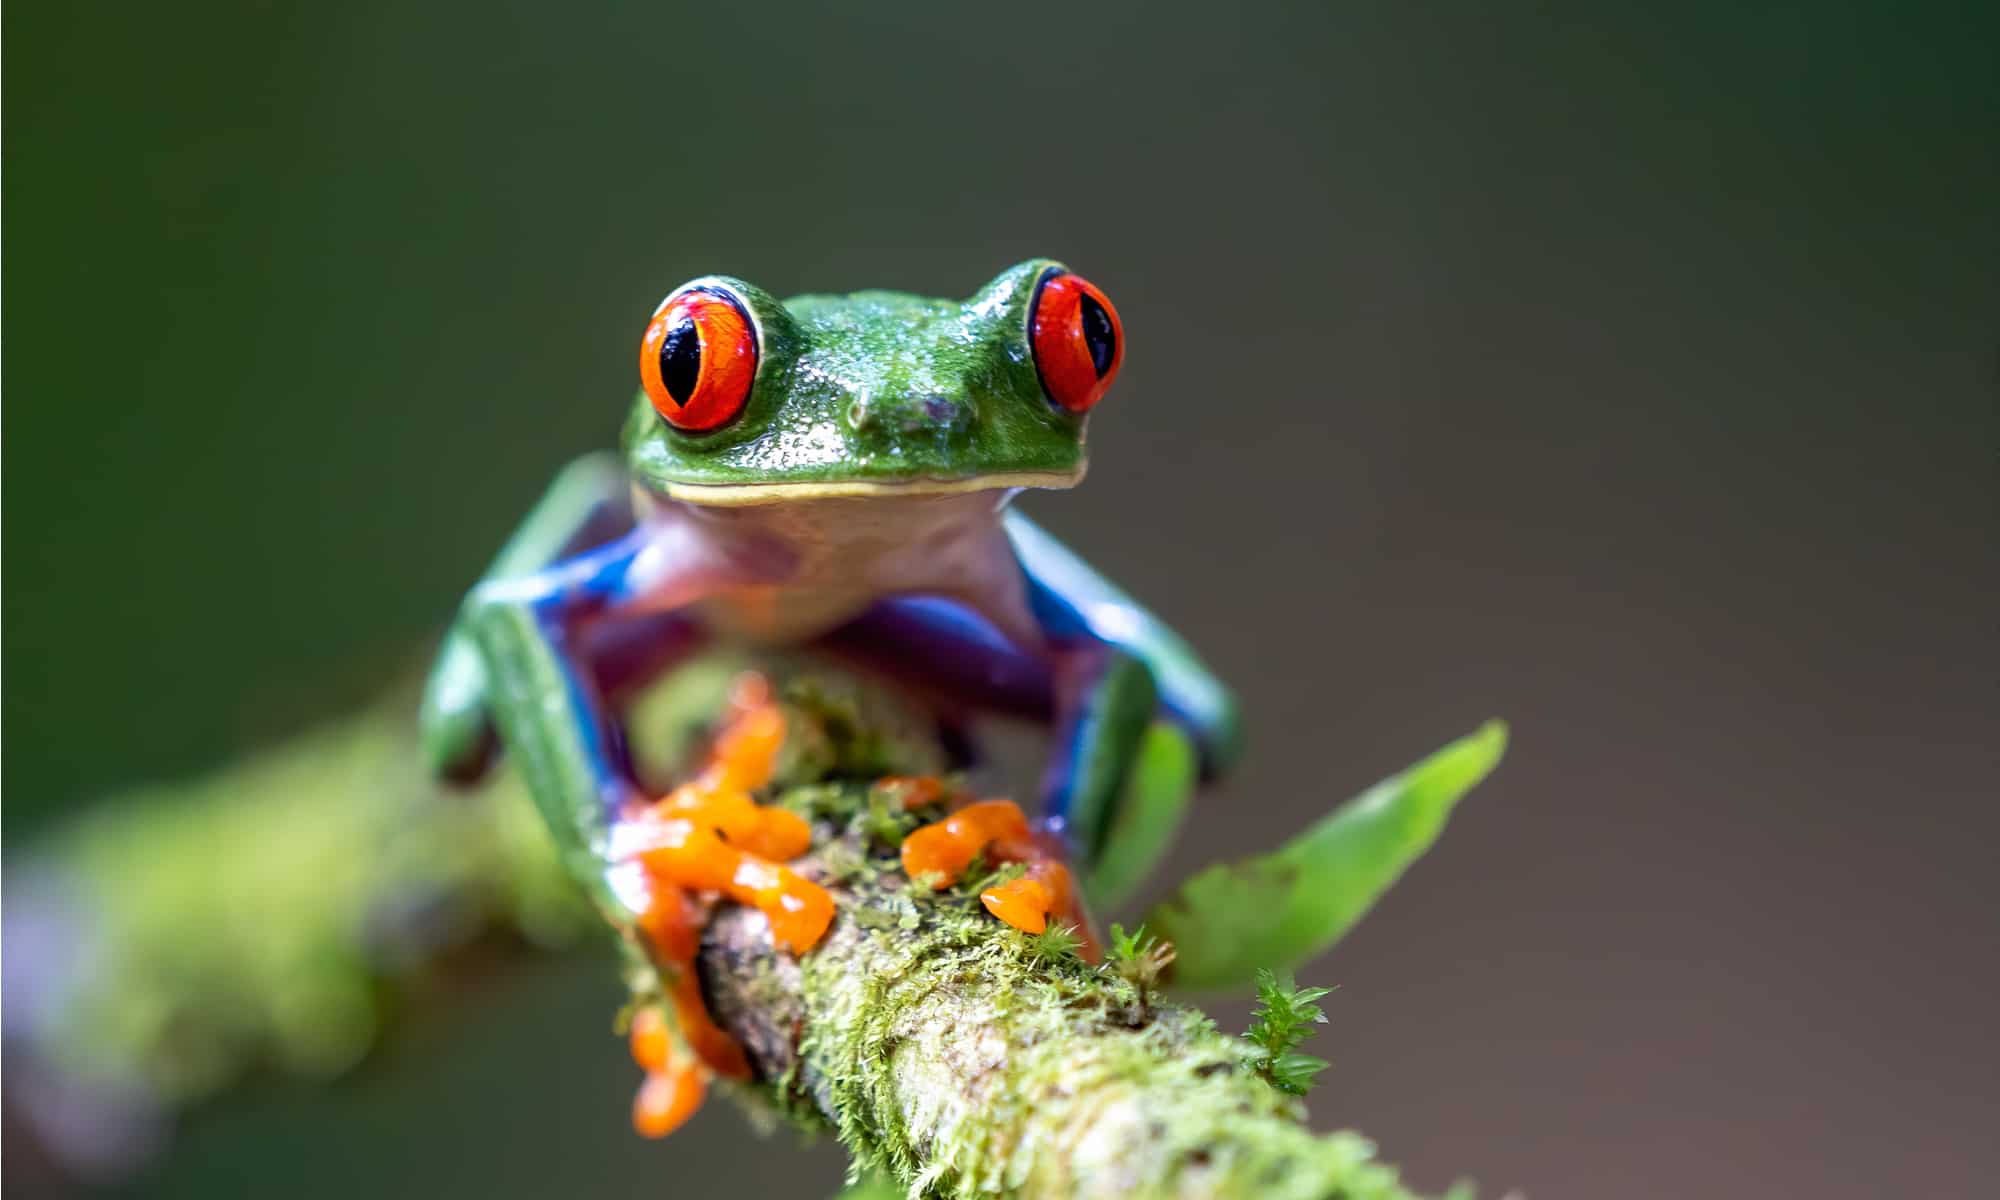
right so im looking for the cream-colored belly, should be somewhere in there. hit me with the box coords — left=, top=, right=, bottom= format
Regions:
left=641, top=486, right=1045, bottom=652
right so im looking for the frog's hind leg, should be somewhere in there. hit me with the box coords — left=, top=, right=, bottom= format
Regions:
left=806, top=597, right=1017, bottom=782
left=818, top=597, right=1158, bottom=873
left=582, top=611, right=706, bottom=705
left=817, top=595, right=1054, bottom=720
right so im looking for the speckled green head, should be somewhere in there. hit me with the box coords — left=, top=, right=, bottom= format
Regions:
left=623, top=259, right=1125, bottom=505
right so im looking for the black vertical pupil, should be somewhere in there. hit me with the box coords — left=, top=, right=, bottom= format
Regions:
left=659, top=317, right=703, bottom=403
left=1078, top=294, right=1116, bottom=377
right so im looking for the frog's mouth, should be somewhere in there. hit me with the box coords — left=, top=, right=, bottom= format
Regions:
left=659, top=466, right=1085, bottom=507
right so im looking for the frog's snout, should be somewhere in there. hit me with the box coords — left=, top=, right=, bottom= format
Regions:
left=848, top=391, right=975, bottom=439
left=918, top=393, right=969, bottom=429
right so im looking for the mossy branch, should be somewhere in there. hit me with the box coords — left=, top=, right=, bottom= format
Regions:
left=698, top=800, right=1446, bottom=1199
left=6, top=684, right=589, bottom=1108
left=648, top=671, right=1459, bottom=1198
left=9, top=659, right=1465, bottom=1197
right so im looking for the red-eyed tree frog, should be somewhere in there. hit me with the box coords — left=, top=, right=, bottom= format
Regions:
left=420, top=260, right=1240, bottom=923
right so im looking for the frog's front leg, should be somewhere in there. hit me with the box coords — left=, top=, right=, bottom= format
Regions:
left=421, top=452, right=634, bottom=783
left=459, top=522, right=743, bottom=920
left=1005, top=510, right=1242, bottom=775
left=1005, top=511, right=1242, bottom=871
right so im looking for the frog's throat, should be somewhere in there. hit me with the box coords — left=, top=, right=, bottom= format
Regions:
left=660, top=466, right=1085, bottom=508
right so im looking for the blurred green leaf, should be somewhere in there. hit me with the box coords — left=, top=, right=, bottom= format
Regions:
left=1146, top=721, right=1507, bottom=992
left=1086, top=721, right=1199, bottom=910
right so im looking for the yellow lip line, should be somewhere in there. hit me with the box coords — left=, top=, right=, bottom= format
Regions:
left=663, top=467, right=1086, bottom=507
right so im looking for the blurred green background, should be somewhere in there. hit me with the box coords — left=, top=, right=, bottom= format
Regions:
left=6, top=2, right=1996, bottom=1197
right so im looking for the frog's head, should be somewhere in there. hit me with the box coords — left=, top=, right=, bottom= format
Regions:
left=621, top=259, right=1122, bottom=505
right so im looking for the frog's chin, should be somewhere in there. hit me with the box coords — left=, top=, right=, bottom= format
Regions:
left=656, top=466, right=1085, bottom=508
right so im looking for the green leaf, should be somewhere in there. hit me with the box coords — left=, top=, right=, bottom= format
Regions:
left=1086, top=721, right=1199, bottom=909
left=1145, top=721, right=1508, bottom=992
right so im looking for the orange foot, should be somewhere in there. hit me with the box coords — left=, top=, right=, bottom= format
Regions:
left=614, top=674, right=838, bottom=1137
left=900, top=797, right=1099, bottom=960
left=628, top=1007, right=707, bottom=1139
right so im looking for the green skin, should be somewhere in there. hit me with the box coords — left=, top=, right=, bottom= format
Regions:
left=421, top=259, right=1239, bottom=924
left=624, top=263, right=1087, bottom=493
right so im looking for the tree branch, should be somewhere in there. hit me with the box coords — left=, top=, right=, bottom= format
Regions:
left=702, top=845, right=1442, bottom=1199
left=684, top=676, right=1453, bottom=1199
left=8, top=659, right=1458, bottom=1198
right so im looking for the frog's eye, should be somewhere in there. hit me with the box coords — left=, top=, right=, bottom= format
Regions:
left=1029, top=270, right=1123, bottom=414
left=639, top=287, right=758, bottom=432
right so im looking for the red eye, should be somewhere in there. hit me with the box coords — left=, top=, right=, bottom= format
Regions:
left=1030, top=271, right=1123, bottom=413
left=640, top=288, right=758, bottom=432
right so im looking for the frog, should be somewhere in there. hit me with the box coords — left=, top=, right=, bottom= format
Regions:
left=419, top=258, right=1240, bottom=925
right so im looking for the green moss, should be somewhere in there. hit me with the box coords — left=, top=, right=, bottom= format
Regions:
left=787, top=861, right=1434, bottom=1197
left=28, top=687, right=594, bottom=1105
left=689, top=786, right=1440, bottom=1198
left=658, top=670, right=1458, bottom=1199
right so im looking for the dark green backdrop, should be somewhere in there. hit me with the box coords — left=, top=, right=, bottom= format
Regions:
left=7, top=3, right=1996, bottom=1197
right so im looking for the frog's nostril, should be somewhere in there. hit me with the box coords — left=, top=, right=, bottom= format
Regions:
left=853, top=391, right=974, bottom=437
